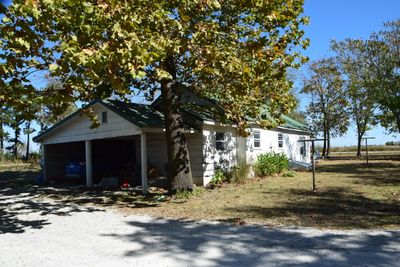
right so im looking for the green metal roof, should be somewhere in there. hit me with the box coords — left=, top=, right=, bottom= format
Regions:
left=34, top=95, right=311, bottom=143
left=104, top=100, right=166, bottom=128
left=280, top=115, right=310, bottom=132
left=153, top=90, right=311, bottom=133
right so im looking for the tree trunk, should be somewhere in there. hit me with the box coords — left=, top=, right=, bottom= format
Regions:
left=0, top=122, right=3, bottom=162
left=396, top=113, right=400, bottom=134
left=356, top=121, right=363, bottom=157
left=13, top=129, right=18, bottom=160
left=160, top=56, right=194, bottom=192
left=322, top=120, right=327, bottom=157
left=356, top=134, right=362, bottom=157
left=326, top=130, right=331, bottom=157
left=25, top=120, right=31, bottom=160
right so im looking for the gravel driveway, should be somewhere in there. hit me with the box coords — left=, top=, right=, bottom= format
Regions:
left=1, top=186, right=399, bottom=267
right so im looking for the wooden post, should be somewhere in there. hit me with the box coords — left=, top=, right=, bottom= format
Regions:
left=42, top=144, right=47, bottom=182
left=85, top=140, right=93, bottom=188
left=362, top=137, right=375, bottom=166
left=141, top=132, right=148, bottom=195
left=311, top=140, right=316, bottom=191
left=365, top=138, right=369, bottom=165
left=298, top=138, right=325, bottom=191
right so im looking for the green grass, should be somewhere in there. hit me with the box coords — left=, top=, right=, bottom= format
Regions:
left=329, top=145, right=400, bottom=152
left=0, top=164, right=40, bottom=186
left=133, top=158, right=400, bottom=229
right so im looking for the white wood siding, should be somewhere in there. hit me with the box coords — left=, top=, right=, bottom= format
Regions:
left=146, top=132, right=204, bottom=185
left=245, top=127, right=311, bottom=164
left=187, top=133, right=204, bottom=185
left=41, top=103, right=142, bottom=145
left=146, top=133, right=167, bottom=176
left=202, top=125, right=237, bottom=185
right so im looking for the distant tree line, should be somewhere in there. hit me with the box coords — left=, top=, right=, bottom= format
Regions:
left=0, top=80, right=76, bottom=162
left=301, top=19, right=400, bottom=157
left=385, top=141, right=400, bottom=146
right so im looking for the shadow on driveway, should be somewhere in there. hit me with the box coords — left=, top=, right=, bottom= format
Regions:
left=0, top=168, right=156, bottom=234
left=102, top=217, right=400, bottom=266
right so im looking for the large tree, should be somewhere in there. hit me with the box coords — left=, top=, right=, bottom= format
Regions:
left=301, top=58, right=349, bottom=157
left=1, top=0, right=309, bottom=190
left=367, top=20, right=400, bottom=134
left=331, top=39, right=377, bottom=157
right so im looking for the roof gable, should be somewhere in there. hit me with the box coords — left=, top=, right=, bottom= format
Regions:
left=33, top=100, right=199, bottom=142
left=34, top=101, right=143, bottom=144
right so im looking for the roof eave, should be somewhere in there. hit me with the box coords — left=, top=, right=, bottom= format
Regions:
left=275, top=125, right=314, bottom=135
left=33, top=100, right=102, bottom=143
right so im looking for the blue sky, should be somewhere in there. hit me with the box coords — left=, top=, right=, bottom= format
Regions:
left=3, top=0, right=400, bottom=152
left=297, top=0, right=400, bottom=146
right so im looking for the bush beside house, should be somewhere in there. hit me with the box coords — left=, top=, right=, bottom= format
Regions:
left=254, top=152, right=289, bottom=177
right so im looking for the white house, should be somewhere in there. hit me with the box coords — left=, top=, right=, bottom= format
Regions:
left=34, top=93, right=312, bottom=192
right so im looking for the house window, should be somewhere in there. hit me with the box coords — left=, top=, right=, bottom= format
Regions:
left=278, top=133, right=283, bottom=148
left=253, top=131, right=261, bottom=148
left=216, top=132, right=225, bottom=151
left=300, top=137, right=306, bottom=156
left=101, top=111, right=108, bottom=123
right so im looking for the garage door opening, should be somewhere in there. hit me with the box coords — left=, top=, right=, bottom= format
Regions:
left=92, top=136, right=140, bottom=186
left=44, top=141, right=85, bottom=183
left=44, top=135, right=142, bottom=187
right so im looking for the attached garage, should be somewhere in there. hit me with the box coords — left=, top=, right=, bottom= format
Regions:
left=33, top=100, right=180, bottom=193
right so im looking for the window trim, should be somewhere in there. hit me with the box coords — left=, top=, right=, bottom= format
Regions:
left=101, top=111, right=108, bottom=124
left=278, top=133, right=283, bottom=148
left=300, top=136, right=306, bottom=156
left=215, top=132, right=225, bottom=151
left=253, top=130, right=261, bottom=149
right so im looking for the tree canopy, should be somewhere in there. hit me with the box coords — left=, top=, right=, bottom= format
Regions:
left=301, top=58, right=349, bottom=156
left=367, top=20, right=400, bottom=134
left=331, top=39, right=377, bottom=156
left=1, top=0, right=309, bottom=190
left=1, top=0, right=308, bottom=126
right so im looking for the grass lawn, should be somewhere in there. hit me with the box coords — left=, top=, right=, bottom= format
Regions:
left=0, top=163, right=39, bottom=186
left=125, top=158, right=399, bottom=229
left=1, top=158, right=399, bottom=229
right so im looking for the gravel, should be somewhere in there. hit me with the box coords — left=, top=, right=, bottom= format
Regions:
left=1, top=188, right=399, bottom=267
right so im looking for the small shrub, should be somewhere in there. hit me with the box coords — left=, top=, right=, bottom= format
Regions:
left=175, top=189, right=192, bottom=199
left=282, top=171, right=295, bottom=177
left=175, top=187, right=204, bottom=200
left=228, top=162, right=250, bottom=184
left=210, top=170, right=226, bottom=185
left=254, top=152, right=289, bottom=176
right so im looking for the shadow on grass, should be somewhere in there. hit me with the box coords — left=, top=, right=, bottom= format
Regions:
left=225, top=187, right=400, bottom=229
left=101, top=216, right=400, bottom=266
left=0, top=169, right=158, bottom=234
left=328, top=154, right=400, bottom=161
left=317, top=161, right=400, bottom=186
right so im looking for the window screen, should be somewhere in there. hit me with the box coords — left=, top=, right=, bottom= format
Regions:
left=300, top=137, right=306, bottom=156
left=278, top=133, right=283, bottom=148
left=216, top=132, right=225, bottom=151
left=101, top=111, right=108, bottom=123
left=253, top=131, right=261, bottom=148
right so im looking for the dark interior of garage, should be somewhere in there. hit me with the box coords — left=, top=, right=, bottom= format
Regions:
left=92, top=138, right=140, bottom=186
left=45, top=136, right=141, bottom=187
